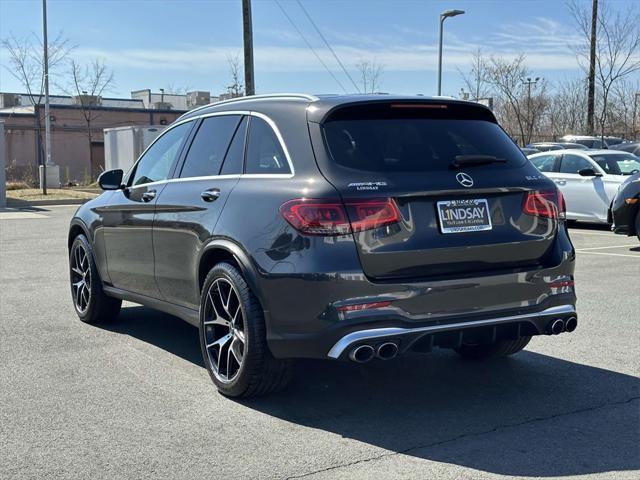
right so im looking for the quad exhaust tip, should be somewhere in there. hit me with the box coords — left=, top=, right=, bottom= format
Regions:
left=548, top=318, right=565, bottom=335
left=565, top=316, right=578, bottom=333
left=349, top=345, right=375, bottom=363
left=377, top=342, right=399, bottom=360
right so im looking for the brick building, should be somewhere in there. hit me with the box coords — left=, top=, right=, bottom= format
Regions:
left=0, top=90, right=214, bottom=184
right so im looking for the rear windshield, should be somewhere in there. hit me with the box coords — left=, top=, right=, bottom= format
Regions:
left=323, top=115, right=526, bottom=173
left=590, top=153, right=640, bottom=175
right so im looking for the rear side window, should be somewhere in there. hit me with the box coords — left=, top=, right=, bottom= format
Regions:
left=220, top=116, right=248, bottom=175
left=245, top=117, right=290, bottom=174
left=323, top=114, right=525, bottom=173
left=559, top=154, right=593, bottom=174
left=180, top=115, right=240, bottom=178
left=530, top=154, right=557, bottom=172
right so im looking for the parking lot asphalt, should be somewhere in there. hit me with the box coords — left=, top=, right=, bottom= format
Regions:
left=1, top=205, right=638, bottom=480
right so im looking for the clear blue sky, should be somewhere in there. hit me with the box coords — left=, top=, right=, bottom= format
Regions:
left=1, top=0, right=638, bottom=98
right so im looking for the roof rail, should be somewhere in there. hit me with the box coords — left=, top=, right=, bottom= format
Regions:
left=180, top=93, right=318, bottom=119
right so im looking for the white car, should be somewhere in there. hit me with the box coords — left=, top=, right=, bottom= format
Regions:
left=528, top=149, right=640, bottom=223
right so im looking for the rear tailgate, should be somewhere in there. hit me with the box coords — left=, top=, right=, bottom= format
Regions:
left=308, top=100, right=561, bottom=280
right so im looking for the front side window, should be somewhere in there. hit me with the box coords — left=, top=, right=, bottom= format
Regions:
left=530, top=154, right=558, bottom=172
left=559, top=154, right=593, bottom=174
left=245, top=117, right=290, bottom=174
left=131, top=122, right=192, bottom=186
left=590, top=153, right=640, bottom=175
left=180, top=115, right=241, bottom=178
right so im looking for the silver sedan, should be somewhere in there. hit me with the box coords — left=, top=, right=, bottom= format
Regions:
left=528, top=149, right=640, bottom=223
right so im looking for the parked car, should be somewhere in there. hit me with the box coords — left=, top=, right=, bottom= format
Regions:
left=559, top=135, right=606, bottom=149
left=609, top=141, right=640, bottom=156
left=528, top=149, right=640, bottom=223
left=610, top=172, right=640, bottom=241
left=69, top=94, right=578, bottom=398
left=557, top=142, right=589, bottom=150
left=602, top=136, right=627, bottom=147
left=527, top=142, right=565, bottom=152
left=521, top=147, right=540, bottom=155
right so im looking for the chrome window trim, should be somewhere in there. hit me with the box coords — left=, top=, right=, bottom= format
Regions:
left=326, top=304, right=577, bottom=359
left=126, top=110, right=295, bottom=188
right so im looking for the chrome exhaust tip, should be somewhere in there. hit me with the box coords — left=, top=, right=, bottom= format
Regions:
left=548, top=318, right=565, bottom=335
left=349, top=345, right=375, bottom=363
left=565, top=316, right=578, bottom=333
left=377, top=342, right=399, bottom=360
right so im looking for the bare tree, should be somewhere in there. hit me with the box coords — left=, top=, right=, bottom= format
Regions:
left=570, top=0, right=640, bottom=138
left=62, top=59, right=114, bottom=180
left=485, top=55, right=548, bottom=145
left=1, top=31, right=73, bottom=105
left=355, top=59, right=384, bottom=94
left=2, top=31, right=72, bottom=183
left=609, top=78, right=640, bottom=138
left=458, top=49, right=492, bottom=102
left=226, top=53, right=244, bottom=97
left=163, top=83, right=194, bottom=95
left=545, top=78, right=587, bottom=138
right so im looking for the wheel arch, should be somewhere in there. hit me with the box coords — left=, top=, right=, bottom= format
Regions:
left=68, top=218, right=90, bottom=251
left=198, top=239, right=266, bottom=310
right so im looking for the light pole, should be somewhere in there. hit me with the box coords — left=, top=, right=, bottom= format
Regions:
left=42, top=0, right=51, bottom=194
left=437, top=9, right=465, bottom=96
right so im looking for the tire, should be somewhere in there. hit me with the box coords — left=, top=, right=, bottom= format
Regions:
left=635, top=210, right=640, bottom=242
left=69, top=234, right=122, bottom=324
left=454, top=336, right=531, bottom=360
left=199, top=262, right=293, bottom=398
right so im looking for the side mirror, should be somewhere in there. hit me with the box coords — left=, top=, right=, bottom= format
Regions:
left=578, top=168, right=602, bottom=177
left=98, top=169, right=124, bottom=190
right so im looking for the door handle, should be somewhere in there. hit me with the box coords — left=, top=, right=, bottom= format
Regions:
left=554, top=179, right=566, bottom=185
left=201, top=188, right=221, bottom=202
left=142, top=190, right=156, bottom=202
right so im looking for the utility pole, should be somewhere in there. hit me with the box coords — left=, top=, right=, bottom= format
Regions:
left=521, top=77, right=539, bottom=144
left=42, top=0, right=51, bottom=195
left=586, top=0, right=598, bottom=135
left=242, top=0, right=255, bottom=96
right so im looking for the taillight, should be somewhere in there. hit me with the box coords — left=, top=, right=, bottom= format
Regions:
left=522, top=190, right=565, bottom=219
left=279, top=198, right=400, bottom=236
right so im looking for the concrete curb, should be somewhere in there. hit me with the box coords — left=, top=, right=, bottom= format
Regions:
left=6, top=198, right=93, bottom=207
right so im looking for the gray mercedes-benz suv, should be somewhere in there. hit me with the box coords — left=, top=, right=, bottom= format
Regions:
left=68, top=94, right=577, bottom=397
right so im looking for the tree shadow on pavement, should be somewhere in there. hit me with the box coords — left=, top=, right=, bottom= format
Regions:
left=103, top=305, right=640, bottom=478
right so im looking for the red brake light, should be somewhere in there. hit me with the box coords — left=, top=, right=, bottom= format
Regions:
left=523, top=190, right=565, bottom=219
left=280, top=198, right=400, bottom=236
left=347, top=199, right=400, bottom=232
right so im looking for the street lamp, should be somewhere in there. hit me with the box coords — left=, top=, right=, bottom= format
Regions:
left=437, top=9, right=465, bottom=96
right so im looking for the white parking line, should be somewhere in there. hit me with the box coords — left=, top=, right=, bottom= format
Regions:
left=569, top=230, right=615, bottom=236
left=578, top=251, right=640, bottom=258
left=576, top=244, right=638, bottom=251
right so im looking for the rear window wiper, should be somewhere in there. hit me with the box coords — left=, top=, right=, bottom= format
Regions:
left=450, top=155, right=507, bottom=169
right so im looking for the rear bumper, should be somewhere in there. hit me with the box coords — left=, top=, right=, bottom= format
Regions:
left=259, top=226, right=576, bottom=360
left=327, top=303, right=575, bottom=360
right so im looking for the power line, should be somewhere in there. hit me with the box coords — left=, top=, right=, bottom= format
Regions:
left=295, top=0, right=361, bottom=93
left=274, top=0, right=348, bottom=93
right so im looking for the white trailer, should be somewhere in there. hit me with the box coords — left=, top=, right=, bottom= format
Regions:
left=104, top=125, right=166, bottom=173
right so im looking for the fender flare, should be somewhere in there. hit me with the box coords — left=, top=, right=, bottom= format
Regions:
left=68, top=217, right=91, bottom=250
left=198, top=238, right=266, bottom=310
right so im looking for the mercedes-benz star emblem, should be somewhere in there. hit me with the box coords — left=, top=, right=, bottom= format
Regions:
left=456, top=172, right=474, bottom=188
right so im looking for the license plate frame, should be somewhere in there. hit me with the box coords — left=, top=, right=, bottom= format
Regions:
left=437, top=198, right=492, bottom=234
